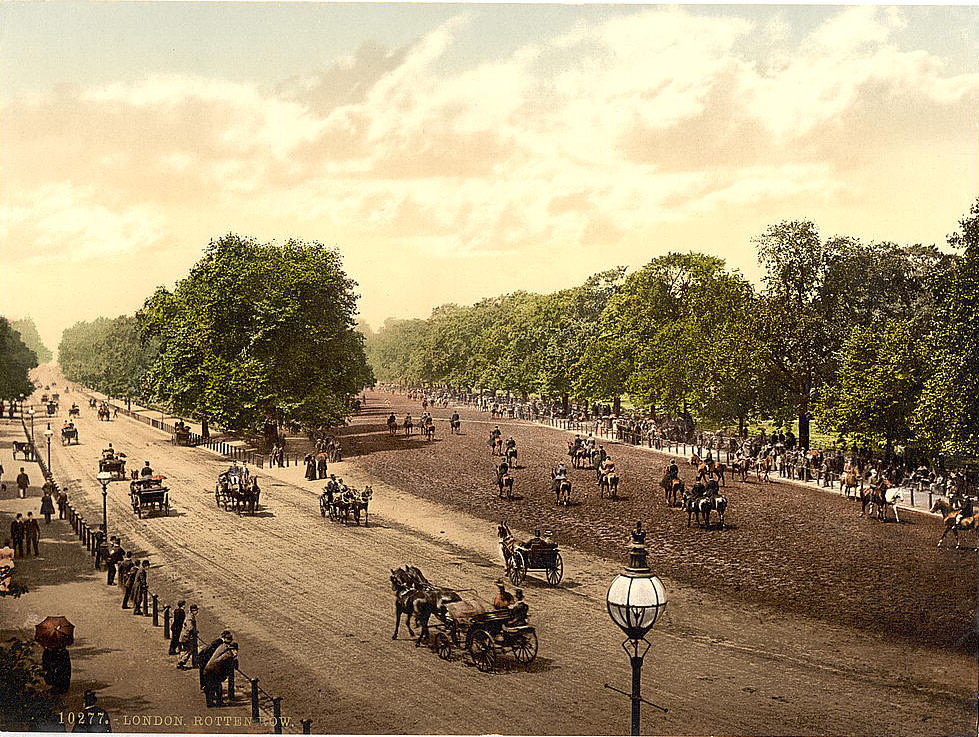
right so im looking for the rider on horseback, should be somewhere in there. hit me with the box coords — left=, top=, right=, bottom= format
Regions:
left=955, top=495, right=975, bottom=526
left=668, top=459, right=679, bottom=479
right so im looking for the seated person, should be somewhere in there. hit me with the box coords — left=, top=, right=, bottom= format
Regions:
left=507, top=590, right=529, bottom=627
left=140, top=461, right=154, bottom=479
left=493, top=581, right=515, bottom=609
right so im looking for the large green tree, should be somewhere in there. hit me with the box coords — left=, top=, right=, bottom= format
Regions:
left=139, top=234, right=372, bottom=438
left=914, top=199, right=979, bottom=460
left=10, top=318, right=52, bottom=364
left=0, top=318, right=37, bottom=399
left=59, top=316, right=156, bottom=399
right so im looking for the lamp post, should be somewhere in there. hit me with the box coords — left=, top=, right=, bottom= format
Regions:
left=44, top=424, right=54, bottom=470
left=28, top=407, right=35, bottom=442
left=97, top=471, right=112, bottom=532
left=606, top=522, right=668, bottom=736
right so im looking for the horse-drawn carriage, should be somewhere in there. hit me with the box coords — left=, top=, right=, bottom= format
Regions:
left=431, top=601, right=538, bottom=673
left=11, top=440, right=34, bottom=461
left=129, top=476, right=170, bottom=518
left=389, top=566, right=538, bottom=673
left=97, top=404, right=111, bottom=421
left=215, top=466, right=261, bottom=515
left=320, top=485, right=372, bottom=525
left=172, top=421, right=193, bottom=446
left=98, top=452, right=127, bottom=480
left=498, top=523, right=563, bottom=586
left=61, top=423, right=79, bottom=446
left=68, top=403, right=81, bottom=418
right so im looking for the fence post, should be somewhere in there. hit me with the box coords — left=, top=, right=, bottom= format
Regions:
left=228, top=669, right=235, bottom=701
left=191, top=631, right=198, bottom=667
left=143, top=585, right=149, bottom=616
left=273, top=697, right=283, bottom=734
left=909, top=487, right=915, bottom=507
left=152, top=595, right=159, bottom=626
left=250, top=679, right=260, bottom=722
left=302, top=720, right=312, bottom=734
left=163, top=605, right=171, bottom=639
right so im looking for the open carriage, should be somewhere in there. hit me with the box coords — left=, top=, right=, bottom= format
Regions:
left=319, top=485, right=372, bottom=526
left=129, top=476, right=170, bottom=518
left=215, top=467, right=261, bottom=515
left=498, top=523, right=563, bottom=586
left=61, top=424, right=79, bottom=445
left=172, top=426, right=193, bottom=446
left=98, top=453, right=127, bottom=480
left=430, top=600, right=538, bottom=673
left=46, top=401, right=57, bottom=416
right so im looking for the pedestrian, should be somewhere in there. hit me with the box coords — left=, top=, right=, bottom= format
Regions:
left=132, top=560, right=149, bottom=616
left=122, top=557, right=139, bottom=609
left=40, top=488, right=56, bottom=524
left=316, top=453, right=328, bottom=479
left=0, top=539, right=15, bottom=592
left=57, top=489, right=68, bottom=519
left=16, top=467, right=30, bottom=499
left=72, top=690, right=111, bottom=733
left=203, top=641, right=238, bottom=707
left=9, top=514, right=25, bottom=557
left=41, top=646, right=71, bottom=694
left=304, top=453, right=316, bottom=481
left=25, top=512, right=40, bottom=556
left=117, top=551, right=133, bottom=591
left=93, top=526, right=106, bottom=570
left=198, top=630, right=233, bottom=705
left=105, top=537, right=122, bottom=586
left=177, top=604, right=198, bottom=668
left=169, top=600, right=186, bottom=655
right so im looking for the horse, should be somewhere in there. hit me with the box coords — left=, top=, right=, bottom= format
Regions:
left=551, top=470, right=572, bottom=506
left=450, top=416, right=461, bottom=434
left=493, top=436, right=504, bottom=456
left=61, top=426, right=78, bottom=446
left=754, top=456, right=774, bottom=482
left=599, top=471, right=620, bottom=500
left=387, top=415, right=398, bottom=436
left=497, top=473, right=514, bottom=499
left=661, top=473, right=683, bottom=507
left=729, top=458, right=750, bottom=482
left=691, top=454, right=727, bottom=486
left=683, top=484, right=707, bottom=527
left=841, top=469, right=860, bottom=498
left=860, top=482, right=903, bottom=523
left=97, top=406, right=110, bottom=422
left=390, top=569, right=432, bottom=643
left=403, top=418, right=413, bottom=437
left=11, top=441, right=33, bottom=460
left=504, top=446, right=518, bottom=468
left=389, top=566, right=461, bottom=646
left=701, top=490, right=728, bottom=529
left=423, top=420, right=436, bottom=441
left=932, top=500, right=979, bottom=548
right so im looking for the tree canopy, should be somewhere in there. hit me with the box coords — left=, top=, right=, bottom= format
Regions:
left=10, top=318, right=52, bottom=364
left=0, top=317, right=38, bottom=399
left=138, top=234, right=372, bottom=434
left=58, top=316, right=156, bottom=398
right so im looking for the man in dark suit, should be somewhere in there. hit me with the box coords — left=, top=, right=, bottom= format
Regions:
left=198, top=631, right=233, bottom=690
left=169, top=601, right=186, bottom=655
left=9, top=514, right=25, bottom=557
left=24, top=513, right=40, bottom=556
left=93, top=526, right=106, bottom=570
left=122, top=558, right=140, bottom=609
left=117, top=551, right=134, bottom=591
left=105, top=537, right=123, bottom=585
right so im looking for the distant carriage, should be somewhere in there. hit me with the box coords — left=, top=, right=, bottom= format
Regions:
left=172, top=422, right=193, bottom=446
left=215, top=468, right=261, bottom=515
left=11, top=441, right=34, bottom=460
left=68, top=404, right=81, bottom=418
left=498, top=523, right=563, bottom=586
left=61, top=425, right=79, bottom=446
left=129, top=476, right=170, bottom=518
left=46, top=401, right=57, bottom=416
left=320, top=485, right=372, bottom=526
left=98, top=454, right=127, bottom=480
left=430, top=602, right=538, bottom=673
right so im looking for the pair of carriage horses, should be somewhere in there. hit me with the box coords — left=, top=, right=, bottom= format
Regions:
left=660, top=472, right=729, bottom=528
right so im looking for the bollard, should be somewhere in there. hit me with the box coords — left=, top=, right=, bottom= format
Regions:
left=191, top=631, right=198, bottom=667
left=143, top=586, right=149, bottom=616
left=152, top=595, right=159, bottom=626
left=163, top=605, right=171, bottom=639
left=228, top=669, right=235, bottom=701
left=250, top=680, right=260, bottom=722
left=273, top=697, right=283, bottom=734
left=910, top=487, right=915, bottom=507
left=302, top=720, right=312, bottom=735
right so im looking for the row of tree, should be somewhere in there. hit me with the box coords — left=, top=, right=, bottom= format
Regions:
left=366, top=200, right=979, bottom=460
left=0, top=318, right=38, bottom=400
left=58, top=235, right=373, bottom=440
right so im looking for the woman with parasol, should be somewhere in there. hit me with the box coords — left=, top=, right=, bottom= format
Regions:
left=35, top=616, right=74, bottom=694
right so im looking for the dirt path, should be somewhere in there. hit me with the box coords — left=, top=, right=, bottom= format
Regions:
left=29, top=368, right=976, bottom=735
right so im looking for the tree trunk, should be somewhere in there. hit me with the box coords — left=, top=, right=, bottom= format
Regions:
left=613, top=396, right=621, bottom=416
left=738, top=415, right=746, bottom=437
left=561, top=393, right=569, bottom=415
left=798, top=412, right=811, bottom=450
left=201, top=416, right=210, bottom=440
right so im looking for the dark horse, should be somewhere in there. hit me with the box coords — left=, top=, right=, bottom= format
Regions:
left=389, top=566, right=461, bottom=645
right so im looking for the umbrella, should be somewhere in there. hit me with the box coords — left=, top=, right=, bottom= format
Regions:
left=35, top=616, right=74, bottom=649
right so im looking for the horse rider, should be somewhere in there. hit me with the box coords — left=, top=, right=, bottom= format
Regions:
left=668, top=459, right=679, bottom=480
left=599, top=456, right=615, bottom=484
left=450, top=410, right=460, bottom=425
left=597, top=445, right=608, bottom=465
left=954, top=495, right=975, bottom=527
left=140, top=461, right=154, bottom=479
left=584, top=434, right=596, bottom=451
left=505, top=436, right=516, bottom=452
left=555, top=462, right=567, bottom=479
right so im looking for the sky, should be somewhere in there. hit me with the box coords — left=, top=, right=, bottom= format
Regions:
left=1, top=3, right=978, bottom=354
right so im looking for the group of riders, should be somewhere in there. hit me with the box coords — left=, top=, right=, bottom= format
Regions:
left=387, top=412, right=441, bottom=439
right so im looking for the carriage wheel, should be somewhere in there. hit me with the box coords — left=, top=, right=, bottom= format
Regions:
left=508, top=552, right=526, bottom=585
left=435, top=633, right=453, bottom=660
left=546, top=553, right=564, bottom=586
left=510, top=629, right=538, bottom=665
left=469, top=629, right=496, bottom=672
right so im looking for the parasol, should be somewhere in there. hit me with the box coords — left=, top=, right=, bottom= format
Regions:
left=34, top=616, right=75, bottom=649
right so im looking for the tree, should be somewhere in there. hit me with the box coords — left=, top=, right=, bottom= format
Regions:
left=10, top=318, right=51, bottom=364
left=0, top=318, right=37, bottom=399
left=0, top=638, right=60, bottom=730
left=817, top=320, right=925, bottom=455
left=914, top=199, right=979, bottom=460
left=58, top=316, right=157, bottom=399
left=139, top=234, right=372, bottom=439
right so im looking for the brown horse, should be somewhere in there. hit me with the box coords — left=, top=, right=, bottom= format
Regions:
left=660, top=473, right=684, bottom=507
left=690, top=454, right=727, bottom=486
left=932, top=500, right=979, bottom=549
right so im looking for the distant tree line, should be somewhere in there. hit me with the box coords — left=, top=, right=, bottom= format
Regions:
left=10, top=318, right=52, bottom=364
left=0, top=317, right=38, bottom=399
left=58, top=234, right=373, bottom=441
left=366, top=199, right=979, bottom=462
